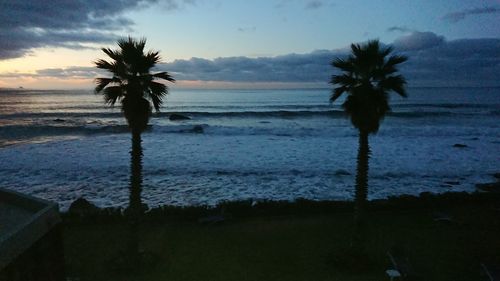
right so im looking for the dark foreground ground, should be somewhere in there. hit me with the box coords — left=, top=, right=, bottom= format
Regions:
left=63, top=193, right=500, bottom=281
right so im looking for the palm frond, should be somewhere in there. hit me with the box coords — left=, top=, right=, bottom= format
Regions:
left=117, top=37, right=137, bottom=52
left=95, top=59, right=127, bottom=79
left=351, top=43, right=363, bottom=58
left=148, top=82, right=168, bottom=111
left=330, top=86, right=347, bottom=102
left=385, top=55, right=407, bottom=67
left=146, top=51, right=161, bottom=64
left=379, top=75, right=407, bottom=97
left=101, top=48, right=121, bottom=61
left=331, top=74, right=357, bottom=87
left=94, top=77, right=120, bottom=93
left=102, top=86, right=124, bottom=106
left=332, top=58, right=354, bottom=73
left=119, top=37, right=145, bottom=71
left=366, top=40, right=380, bottom=54
left=380, top=45, right=393, bottom=58
left=135, top=51, right=160, bottom=73
left=135, top=37, right=147, bottom=53
left=94, top=59, right=114, bottom=70
left=153, top=72, right=176, bottom=82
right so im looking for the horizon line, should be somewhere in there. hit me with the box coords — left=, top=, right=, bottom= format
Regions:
left=2, top=85, right=500, bottom=92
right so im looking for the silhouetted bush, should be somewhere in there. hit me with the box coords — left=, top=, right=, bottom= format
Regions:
left=62, top=191, right=500, bottom=225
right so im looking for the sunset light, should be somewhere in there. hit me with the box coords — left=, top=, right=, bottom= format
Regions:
left=0, top=1, right=499, bottom=280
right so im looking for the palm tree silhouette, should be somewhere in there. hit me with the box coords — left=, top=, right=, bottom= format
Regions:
left=94, top=37, right=175, bottom=261
left=330, top=40, right=407, bottom=251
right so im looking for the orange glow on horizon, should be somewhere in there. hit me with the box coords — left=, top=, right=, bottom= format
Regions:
left=0, top=76, right=326, bottom=90
left=0, top=47, right=101, bottom=74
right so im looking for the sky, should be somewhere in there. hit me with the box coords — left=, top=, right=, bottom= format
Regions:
left=0, top=0, right=499, bottom=89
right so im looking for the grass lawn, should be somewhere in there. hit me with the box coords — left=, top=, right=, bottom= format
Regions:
left=63, top=197, right=500, bottom=281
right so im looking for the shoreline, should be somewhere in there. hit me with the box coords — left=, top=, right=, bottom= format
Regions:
left=63, top=173, right=500, bottom=220
left=64, top=187, right=500, bottom=223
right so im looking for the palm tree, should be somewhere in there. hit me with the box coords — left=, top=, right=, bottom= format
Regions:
left=94, top=37, right=175, bottom=262
left=330, top=40, right=407, bottom=251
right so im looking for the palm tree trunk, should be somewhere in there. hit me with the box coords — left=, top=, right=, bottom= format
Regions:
left=353, top=130, right=370, bottom=252
left=128, top=129, right=143, bottom=263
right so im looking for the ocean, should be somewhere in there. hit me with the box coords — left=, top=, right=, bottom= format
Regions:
left=0, top=87, right=499, bottom=210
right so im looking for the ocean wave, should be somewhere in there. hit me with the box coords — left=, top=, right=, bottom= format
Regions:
left=0, top=123, right=352, bottom=141
left=2, top=102, right=496, bottom=118
left=3, top=121, right=490, bottom=142
left=186, top=110, right=341, bottom=118
left=0, top=112, right=122, bottom=119
left=0, top=124, right=131, bottom=139
left=1, top=108, right=497, bottom=121
left=392, top=103, right=498, bottom=109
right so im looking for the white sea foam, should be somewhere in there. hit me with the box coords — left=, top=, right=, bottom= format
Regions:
left=0, top=88, right=499, bottom=210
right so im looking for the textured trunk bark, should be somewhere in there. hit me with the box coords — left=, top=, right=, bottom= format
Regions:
left=128, top=129, right=143, bottom=262
left=353, top=130, right=370, bottom=252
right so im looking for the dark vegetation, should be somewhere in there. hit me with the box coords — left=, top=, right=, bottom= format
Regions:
left=63, top=192, right=500, bottom=281
left=63, top=191, right=498, bottom=224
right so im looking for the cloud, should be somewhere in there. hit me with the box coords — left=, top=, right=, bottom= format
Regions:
left=237, top=26, right=256, bottom=33
left=0, top=29, right=121, bottom=59
left=159, top=32, right=499, bottom=87
left=0, top=0, right=197, bottom=60
left=395, top=34, right=499, bottom=86
left=305, top=1, right=324, bottom=9
left=157, top=49, right=345, bottom=83
left=0, top=66, right=104, bottom=79
left=442, top=6, right=500, bottom=23
left=275, top=0, right=333, bottom=10
left=305, top=0, right=335, bottom=10
left=35, top=67, right=104, bottom=79
left=387, top=26, right=412, bottom=33
left=392, top=31, right=445, bottom=51
left=274, top=0, right=293, bottom=9
left=5, top=32, right=499, bottom=87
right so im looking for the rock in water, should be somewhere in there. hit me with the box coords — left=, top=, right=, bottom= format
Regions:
left=192, top=125, right=204, bottom=133
left=169, top=114, right=190, bottom=121
left=476, top=182, right=500, bottom=193
left=335, top=169, right=351, bottom=176
left=453, top=143, right=468, bottom=148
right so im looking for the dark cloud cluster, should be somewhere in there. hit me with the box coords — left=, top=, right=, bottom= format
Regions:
left=156, top=31, right=499, bottom=87
left=1, top=2, right=498, bottom=88
left=442, top=6, right=500, bottom=23
left=0, top=0, right=196, bottom=59
left=398, top=35, right=500, bottom=86
left=158, top=49, right=345, bottom=83
left=392, top=31, right=445, bottom=51
left=12, top=31, right=498, bottom=87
